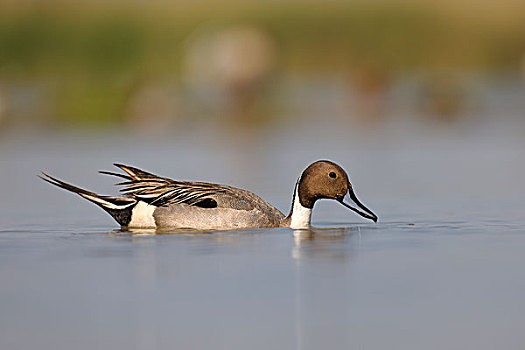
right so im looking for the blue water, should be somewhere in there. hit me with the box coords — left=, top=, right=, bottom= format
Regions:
left=1, top=125, right=524, bottom=349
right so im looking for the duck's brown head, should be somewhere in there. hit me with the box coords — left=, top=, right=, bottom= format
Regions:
left=298, top=160, right=377, bottom=222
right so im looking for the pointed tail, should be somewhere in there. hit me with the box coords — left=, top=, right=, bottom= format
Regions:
left=39, top=172, right=137, bottom=226
left=112, top=163, right=161, bottom=181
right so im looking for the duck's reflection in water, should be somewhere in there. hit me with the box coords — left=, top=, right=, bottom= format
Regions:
left=291, top=227, right=359, bottom=261
left=112, top=226, right=362, bottom=256
left=100, top=225, right=361, bottom=350
left=292, top=227, right=360, bottom=350
left=112, top=227, right=220, bottom=238
left=111, top=227, right=275, bottom=252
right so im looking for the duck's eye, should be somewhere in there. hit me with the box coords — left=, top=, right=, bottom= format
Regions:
left=329, top=172, right=337, bottom=179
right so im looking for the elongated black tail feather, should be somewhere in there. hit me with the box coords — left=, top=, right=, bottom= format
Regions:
left=113, top=163, right=163, bottom=181
left=39, top=172, right=136, bottom=226
left=98, top=170, right=132, bottom=181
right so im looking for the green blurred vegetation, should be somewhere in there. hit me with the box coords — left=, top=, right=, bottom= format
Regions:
left=0, top=0, right=524, bottom=125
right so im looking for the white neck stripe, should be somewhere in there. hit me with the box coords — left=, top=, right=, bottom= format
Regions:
left=289, top=181, right=312, bottom=229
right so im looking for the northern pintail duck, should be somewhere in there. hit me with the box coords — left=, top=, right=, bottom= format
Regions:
left=39, top=161, right=377, bottom=230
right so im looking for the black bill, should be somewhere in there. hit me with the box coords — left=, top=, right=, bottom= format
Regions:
left=336, top=188, right=378, bottom=222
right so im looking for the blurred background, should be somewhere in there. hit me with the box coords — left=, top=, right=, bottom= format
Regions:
left=1, top=0, right=524, bottom=227
left=0, top=0, right=524, bottom=133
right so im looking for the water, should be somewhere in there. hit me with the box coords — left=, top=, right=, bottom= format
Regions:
left=1, top=122, right=524, bottom=349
